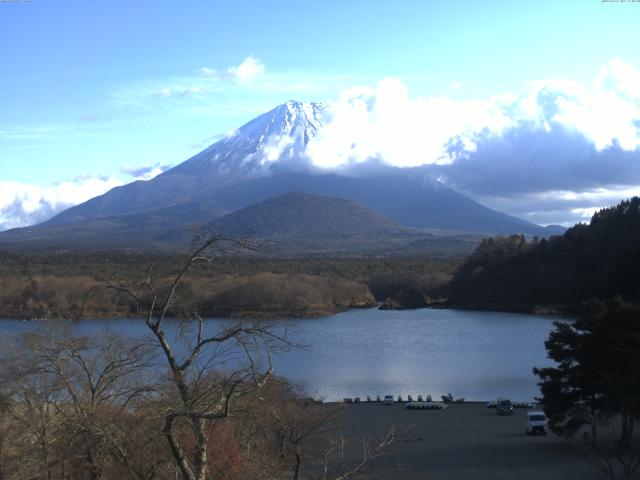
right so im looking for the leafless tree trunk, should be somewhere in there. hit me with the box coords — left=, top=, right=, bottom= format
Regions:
left=320, top=428, right=395, bottom=480
left=579, top=415, right=640, bottom=480
left=0, top=394, right=8, bottom=480
left=92, top=236, right=290, bottom=480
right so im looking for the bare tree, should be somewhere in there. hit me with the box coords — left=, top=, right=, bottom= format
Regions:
left=255, top=378, right=341, bottom=479
left=0, top=326, right=159, bottom=480
left=319, top=427, right=396, bottom=480
left=89, top=235, right=291, bottom=480
left=578, top=414, right=640, bottom=480
left=0, top=235, right=392, bottom=480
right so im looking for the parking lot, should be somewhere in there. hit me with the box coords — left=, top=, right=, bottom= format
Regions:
left=339, top=402, right=602, bottom=480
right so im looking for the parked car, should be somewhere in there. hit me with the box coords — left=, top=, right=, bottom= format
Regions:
left=496, top=398, right=514, bottom=415
left=525, top=411, right=547, bottom=435
left=383, top=395, right=394, bottom=405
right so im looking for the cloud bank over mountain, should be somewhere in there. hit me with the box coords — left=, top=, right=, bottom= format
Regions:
left=1, top=58, right=638, bottom=230
left=298, top=58, right=640, bottom=225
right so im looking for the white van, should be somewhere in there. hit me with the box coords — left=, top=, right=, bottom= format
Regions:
left=525, top=411, right=547, bottom=435
left=383, top=395, right=394, bottom=405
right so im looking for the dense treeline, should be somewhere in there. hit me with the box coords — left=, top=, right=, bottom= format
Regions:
left=450, top=197, right=640, bottom=312
left=0, top=253, right=457, bottom=319
left=0, top=251, right=458, bottom=286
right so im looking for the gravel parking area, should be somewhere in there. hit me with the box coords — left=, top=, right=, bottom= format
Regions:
left=338, top=402, right=602, bottom=480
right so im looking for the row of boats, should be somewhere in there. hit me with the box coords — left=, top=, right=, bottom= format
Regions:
left=343, top=393, right=465, bottom=404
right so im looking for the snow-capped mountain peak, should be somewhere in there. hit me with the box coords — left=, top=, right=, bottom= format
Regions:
left=270, top=100, right=324, bottom=141
left=166, top=100, right=325, bottom=179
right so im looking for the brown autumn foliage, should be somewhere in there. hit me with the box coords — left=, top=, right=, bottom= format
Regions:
left=206, top=273, right=374, bottom=317
left=0, top=327, right=364, bottom=480
left=0, top=250, right=458, bottom=320
left=0, top=273, right=374, bottom=320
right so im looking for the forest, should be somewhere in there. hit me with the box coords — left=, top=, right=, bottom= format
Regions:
left=0, top=250, right=457, bottom=320
left=4, top=198, right=640, bottom=320
left=449, top=197, right=640, bottom=312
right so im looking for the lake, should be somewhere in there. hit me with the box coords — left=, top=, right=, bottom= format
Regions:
left=0, top=308, right=558, bottom=402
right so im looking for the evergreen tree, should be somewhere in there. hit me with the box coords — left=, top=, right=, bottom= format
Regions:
left=451, top=197, right=640, bottom=310
left=534, top=298, right=640, bottom=444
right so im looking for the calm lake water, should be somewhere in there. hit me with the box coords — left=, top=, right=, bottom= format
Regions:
left=0, top=308, right=558, bottom=402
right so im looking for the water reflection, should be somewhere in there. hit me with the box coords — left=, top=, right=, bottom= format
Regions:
left=0, top=308, right=558, bottom=402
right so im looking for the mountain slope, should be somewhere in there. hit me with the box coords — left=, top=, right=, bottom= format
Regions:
left=0, top=202, right=226, bottom=249
left=190, top=191, right=480, bottom=256
left=45, top=101, right=324, bottom=225
left=0, top=192, right=482, bottom=257
left=0, top=100, right=561, bottom=250
left=206, top=191, right=406, bottom=238
left=195, top=171, right=552, bottom=235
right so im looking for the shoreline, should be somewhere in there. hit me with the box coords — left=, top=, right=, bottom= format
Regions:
left=0, top=304, right=367, bottom=322
left=0, top=302, right=575, bottom=322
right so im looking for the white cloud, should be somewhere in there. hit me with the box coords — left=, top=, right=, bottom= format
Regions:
left=471, top=186, right=640, bottom=227
left=0, top=175, right=122, bottom=231
left=200, top=67, right=218, bottom=77
left=120, top=162, right=173, bottom=180
left=302, top=59, right=640, bottom=172
left=155, top=85, right=206, bottom=98
left=513, top=70, right=640, bottom=151
left=114, top=58, right=369, bottom=116
left=260, top=134, right=295, bottom=164
left=130, top=56, right=268, bottom=106
left=305, top=77, right=512, bottom=169
left=226, top=55, right=265, bottom=84
left=570, top=206, right=600, bottom=220
left=198, top=55, right=266, bottom=85
left=598, top=57, right=640, bottom=100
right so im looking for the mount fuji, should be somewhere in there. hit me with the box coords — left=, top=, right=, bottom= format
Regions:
left=0, top=101, right=562, bottom=251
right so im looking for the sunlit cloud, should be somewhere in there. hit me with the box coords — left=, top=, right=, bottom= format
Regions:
left=226, top=55, right=265, bottom=84
left=0, top=175, right=122, bottom=231
left=305, top=78, right=513, bottom=169
left=302, top=58, right=640, bottom=172
left=200, top=55, right=265, bottom=84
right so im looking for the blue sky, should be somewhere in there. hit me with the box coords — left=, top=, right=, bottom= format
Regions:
left=1, top=0, right=640, bottom=229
